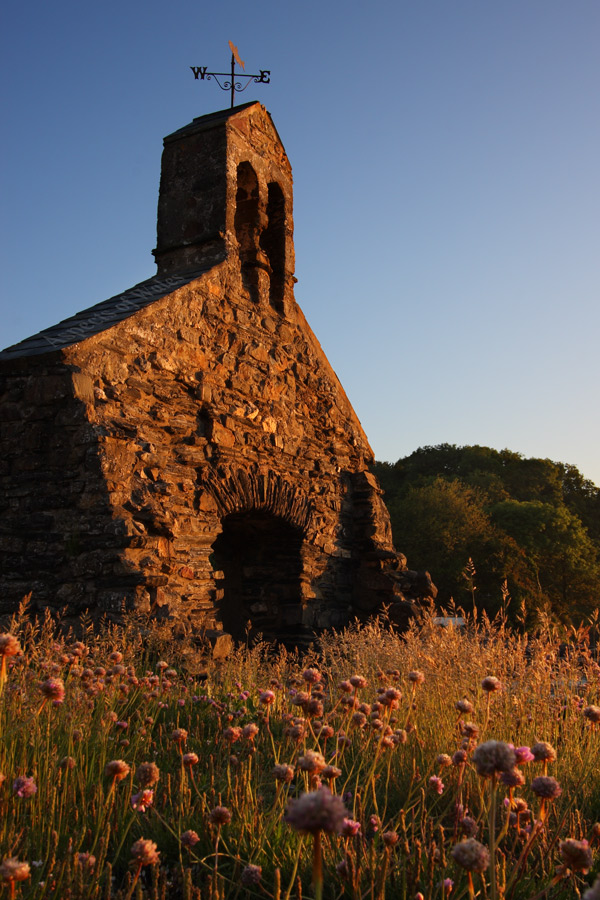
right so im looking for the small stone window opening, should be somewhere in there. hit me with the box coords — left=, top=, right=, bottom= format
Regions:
left=211, top=509, right=304, bottom=641
left=261, top=182, right=286, bottom=313
left=234, top=162, right=262, bottom=303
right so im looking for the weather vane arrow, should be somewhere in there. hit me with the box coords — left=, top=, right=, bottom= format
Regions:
left=191, top=41, right=270, bottom=108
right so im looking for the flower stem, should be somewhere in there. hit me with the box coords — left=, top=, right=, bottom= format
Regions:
left=489, top=774, right=497, bottom=900
left=312, top=830, right=323, bottom=900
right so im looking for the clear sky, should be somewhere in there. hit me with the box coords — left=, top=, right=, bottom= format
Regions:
left=1, top=1, right=599, bottom=485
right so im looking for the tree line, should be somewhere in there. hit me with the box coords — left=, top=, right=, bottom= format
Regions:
left=372, top=445, right=600, bottom=625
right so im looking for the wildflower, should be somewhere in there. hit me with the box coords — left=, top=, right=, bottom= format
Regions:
left=130, top=838, right=160, bottom=866
left=306, top=698, right=324, bottom=717
left=472, top=740, right=516, bottom=777
left=273, top=763, right=295, bottom=783
left=408, top=671, right=425, bottom=685
left=339, top=680, right=353, bottom=693
left=241, top=865, right=262, bottom=886
left=382, top=687, right=402, bottom=706
left=105, top=760, right=130, bottom=782
left=181, top=830, right=200, bottom=848
left=302, top=668, right=321, bottom=684
left=0, top=634, right=21, bottom=657
left=286, top=723, right=306, bottom=741
left=451, top=838, right=490, bottom=872
left=500, top=768, right=525, bottom=788
left=209, top=806, right=232, bottom=826
left=298, top=750, right=327, bottom=774
left=292, top=691, right=310, bottom=707
left=383, top=831, right=399, bottom=847
left=530, top=775, right=562, bottom=799
left=340, top=818, right=361, bottom=837
left=223, top=726, right=242, bottom=743
left=12, top=776, right=37, bottom=798
left=461, top=816, right=478, bottom=838
left=284, top=788, right=347, bottom=835
left=461, top=722, right=479, bottom=739
left=259, top=690, right=275, bottom=705
left=349, top=675, right=367, bottom=689
left=76, top=852, right=96, bottom=869
left=109, top=651, right=123, bottom=663
left=0, top=857, right=30, bottom=884
left=242, top=723, right=259, bottom=741
left=323, top=765, right=342, bottom=780
left=336, top=859, right=350, bottom=879
left=131, top=789, right=154, bottom=812
left=40, top=677, right=65, bottom=704
left=481, top=676, right=502, bottom=692
left=394, top=729, right=408, bottom=745
left=513, top=746, right=535, bottom=765
left=455, top=698, right=473, bottom=714
left=59, top=756, right=76, bottom=770
left=530, top=741, right=556, bottom=763
left=182, top=752, right=199, bottom=767
left=583, top=705, right=600, bottom=724
left=429, top=776, right=444, bottom=795
left=559, top=838, right=592, bottom=873
left=436, top=753, right=452, bottom=768
left=319, top=724, right=335, bottom=740
left=136, top=762, right=159, bottom=787
left=171, top=728, right=188, bottom=745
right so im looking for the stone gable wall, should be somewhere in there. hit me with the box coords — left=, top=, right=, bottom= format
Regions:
left=0, top=102, right=436, bottom=640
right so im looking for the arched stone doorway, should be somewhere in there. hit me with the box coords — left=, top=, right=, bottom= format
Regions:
left=211, top=509, right=305, bottom=641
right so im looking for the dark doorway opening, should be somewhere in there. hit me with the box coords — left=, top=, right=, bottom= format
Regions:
left=211, top=510, right=305, bottom=641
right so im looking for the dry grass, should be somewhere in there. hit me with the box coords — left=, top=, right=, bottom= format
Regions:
left=0, top=601, right=599, bottom=899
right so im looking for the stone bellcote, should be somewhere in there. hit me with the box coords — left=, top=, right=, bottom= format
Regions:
left=153, top=101, right=295, bottom=314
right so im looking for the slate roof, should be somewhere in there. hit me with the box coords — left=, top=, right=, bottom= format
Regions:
left=0, top=266, right=212, bottom=361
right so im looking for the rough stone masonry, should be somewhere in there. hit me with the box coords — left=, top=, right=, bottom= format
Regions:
left=0, top=101, right=436, bottom=644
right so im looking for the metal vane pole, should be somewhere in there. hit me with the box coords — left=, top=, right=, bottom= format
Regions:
left=190, top=41, right=270, bottom=109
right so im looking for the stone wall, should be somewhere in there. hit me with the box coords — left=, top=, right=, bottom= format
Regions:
left=0, top=102, right=436, bottom=641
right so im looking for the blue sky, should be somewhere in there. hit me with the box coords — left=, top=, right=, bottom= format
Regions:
left=2, top=1, right=599, bottom=485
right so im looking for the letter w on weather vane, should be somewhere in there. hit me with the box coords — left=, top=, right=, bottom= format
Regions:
left=191, top=41, right=270, bottom=108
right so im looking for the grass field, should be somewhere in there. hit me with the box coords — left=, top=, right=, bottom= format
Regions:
left=1, top=602, right=599, bottom=899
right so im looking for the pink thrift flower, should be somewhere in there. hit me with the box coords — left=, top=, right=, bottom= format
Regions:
left=131, top=789, right=154, bottom=813
left=340, top=818, right=361, bottom=837
left=429, top=775, right=444, bottom=795
left=284, top=787, right=347, bottom=834
left=514, top=746, right=535, bottom=765
left=12, top=776, right=37, bottom=799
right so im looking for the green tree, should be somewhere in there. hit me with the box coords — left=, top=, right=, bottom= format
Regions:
left=491, top=499, right=600, bottom=619
left=386, top=477, right=532, bottom=616
left=372, top=445, right=600, bottom=624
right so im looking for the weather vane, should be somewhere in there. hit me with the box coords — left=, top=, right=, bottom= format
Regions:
left=191, top=41, right=270, bottom=109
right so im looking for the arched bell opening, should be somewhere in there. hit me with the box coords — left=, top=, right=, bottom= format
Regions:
left=261, top=181, right=286, bottom=313
left=211, top=509, right=305, bottom=641
left=234, top=162, right=261, bottom=303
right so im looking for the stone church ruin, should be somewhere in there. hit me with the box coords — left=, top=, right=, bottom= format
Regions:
left=0, top=102, right=436, bottom=643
